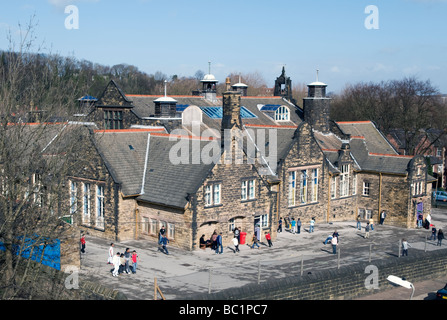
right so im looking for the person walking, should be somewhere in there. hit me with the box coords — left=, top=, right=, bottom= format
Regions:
left=232, top=237, right=240, bottom=253
left=250, top=234, right=260, bottom=249
left=331, top=235, right=338, bottom=254
left=356, top=214, right=362, bottom=230
left=108, top=243, right=114, bottom=264
left=265, top=232, right=273, bottom=247
left=297, top=218, right=301, bottom=234
left=131, top=250, right=140, bottom=274
left=158, top=225, right=166, bottom=244
left=365, top=222, right=370, bottom=239
left=401, top=238, right=411, bottom=256
left=277, top=217, right=283, bottom=233
left=215, top=232, right=223, bottom=254
left=160, top=234, right=170, bottom=255
left=80, top=234, right=86, bottom=254
left=291, top=218, right=296, bottom=234
left=437, top=229, right=444, bottom=246
left=379, top=210, right=386, bottom=225
left=112, top=252, right=121, bottom=277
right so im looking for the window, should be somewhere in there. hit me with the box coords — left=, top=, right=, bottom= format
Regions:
left=300, top=170, right=307, bottom=204
left=362, top=182, right=371, bottom=196
left=96, top=185, right=105, bottom=229
left=142, top=217, right=150, bottom=234
left=70, top=181, right=77, bottom=214
left=275, top=106, right=290, bottom=121
left=413, top=181, right=424, bottom=196
left=229, top=218, right=235, bottom=232
left=241, top=179, right=256, bottom=201
left=331, top=176, right=336, bottom=199
left=256, top=214, right=269, bottom=228
left=205, top=183, right=221, bottom=206
left=366, top=209, right=373, bottom=219
left=150, top=218, right=157, bottom=235
left=104, top=109, right=123, bottom=130
left=352, top=174, right=357, bottom=195
left=437, top=148, right=442, bottom=157
left=213, top=184, right=221, bottom=205
left=168, top=223, right=175, bottom=239
left=339, top=164, right=350, bottom=197
left=311, top=168, right=318, bottom=202
left=288, top=171, right=296, bottom=207
left=83, top=183, right=91, bottom=224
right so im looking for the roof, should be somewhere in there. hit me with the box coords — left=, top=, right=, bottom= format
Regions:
left=314, top=121, right=414, bottom=175
left=94, top=129, right=216, bottom=208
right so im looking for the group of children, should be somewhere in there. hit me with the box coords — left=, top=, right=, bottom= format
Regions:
left=108, top=243, right=140, bottom=277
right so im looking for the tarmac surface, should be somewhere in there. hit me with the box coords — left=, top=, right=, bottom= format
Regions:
left=77, top=207, right=447, bottom=301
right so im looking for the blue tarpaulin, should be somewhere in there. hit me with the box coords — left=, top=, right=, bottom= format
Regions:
left=0, top=237, right=61, bottom=270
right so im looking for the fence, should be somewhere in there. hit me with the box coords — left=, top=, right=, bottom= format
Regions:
left=151, top=232, right=446, bottom=300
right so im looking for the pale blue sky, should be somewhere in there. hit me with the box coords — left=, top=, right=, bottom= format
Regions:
left=1, top=0, right=446, bottom=93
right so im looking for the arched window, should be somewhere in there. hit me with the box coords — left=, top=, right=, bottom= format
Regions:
left=275, top=106, right=290, bottom=121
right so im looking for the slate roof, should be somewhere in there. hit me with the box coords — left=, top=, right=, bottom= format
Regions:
left=313, top=121, right=414, bottom=175
left=94, top=129, right=217, bottom=208
left=127, top=94, right=302, bottom=135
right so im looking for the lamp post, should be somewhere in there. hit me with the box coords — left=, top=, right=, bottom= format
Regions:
left=386, top=275, right=415, bottom=300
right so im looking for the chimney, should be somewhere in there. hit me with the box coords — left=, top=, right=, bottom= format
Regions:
left=221, top=81, right=242, bottom=147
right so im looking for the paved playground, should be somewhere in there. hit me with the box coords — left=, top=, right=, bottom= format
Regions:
left=78, top=208, right=447, bottom=300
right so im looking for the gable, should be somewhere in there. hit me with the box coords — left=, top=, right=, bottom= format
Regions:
left=96, top=80, right=133, bottom=108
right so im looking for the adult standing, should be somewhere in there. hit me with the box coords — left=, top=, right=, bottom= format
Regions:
left=356, top=215, right=361, bottom=230
left=379, top=211, right=386, bottom=225
left=297, top=218, right=301, bottom=234
left=215, top=232, right=223, bottom=254
left=277, top=217, right=283, bottom=233
left=80, top=234, right=86, bottom=254
left=108, top=243, right=114, bottom=264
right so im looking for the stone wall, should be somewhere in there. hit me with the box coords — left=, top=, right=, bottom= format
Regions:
left=190, top=249, right=447, bottom=300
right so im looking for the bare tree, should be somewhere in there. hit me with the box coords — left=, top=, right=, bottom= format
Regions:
left=0, top=18, right=90, bottom=299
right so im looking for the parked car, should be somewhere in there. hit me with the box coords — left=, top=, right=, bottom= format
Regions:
left=433, top=191, right=447, bottom=202
left=436, top=283, right=447, bottom=300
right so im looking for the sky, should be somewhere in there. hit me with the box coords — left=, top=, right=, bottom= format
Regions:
left=0, top=0, right=446, bottom=94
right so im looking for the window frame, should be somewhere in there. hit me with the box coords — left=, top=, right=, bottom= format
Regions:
left=275, top=106, right=290, bottom=121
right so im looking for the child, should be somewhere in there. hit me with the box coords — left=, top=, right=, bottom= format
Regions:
left=265, top=232, right=273, bottom=247
left=131, top=250, right=139, bottom=274
left=365, top=222, right=370, bottom=239
left=251, top=234, right=260, bottom=249
left=232, top=237, right=240, bottom=253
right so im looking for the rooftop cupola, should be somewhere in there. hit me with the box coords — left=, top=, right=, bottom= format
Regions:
left=303, top=70, right=331, bottom=133
left=200, top=61, right=219, bottom=101
left=154, top=80, right=177, bottom=118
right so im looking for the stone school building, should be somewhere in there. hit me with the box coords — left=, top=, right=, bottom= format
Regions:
left=68, top=69, right=434, bottom=250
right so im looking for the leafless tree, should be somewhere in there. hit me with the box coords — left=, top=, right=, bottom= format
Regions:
left=0, top=18, right=91, bottom=299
